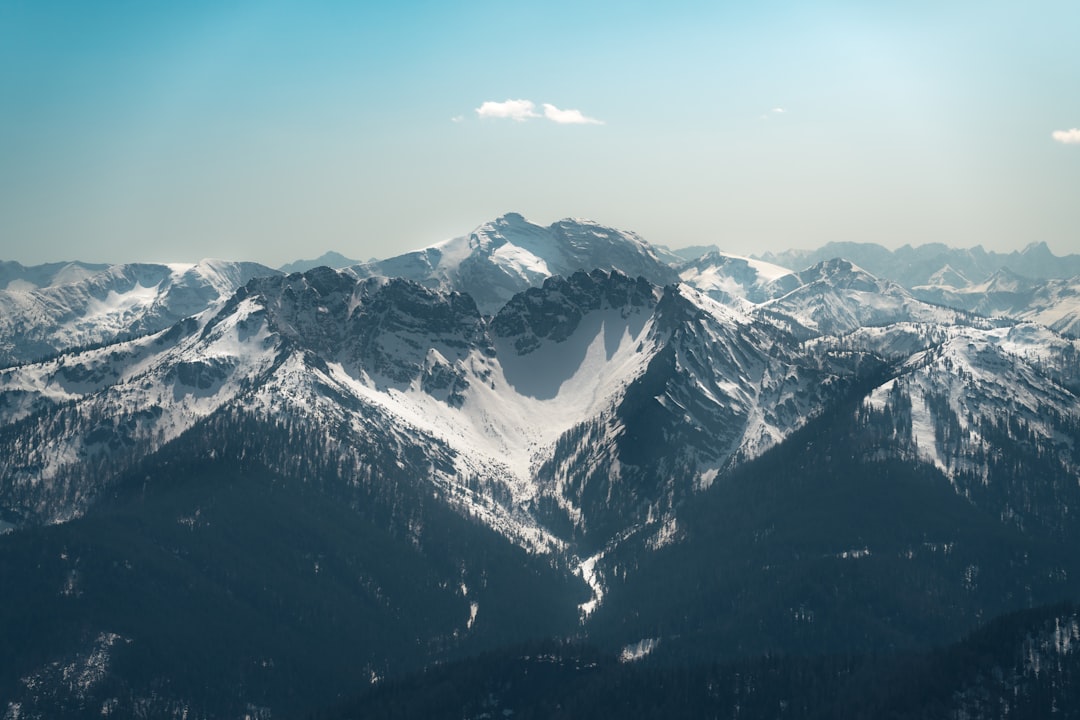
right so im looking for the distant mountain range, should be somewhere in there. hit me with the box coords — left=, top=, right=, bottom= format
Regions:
left=758, top=239, right=1080, bottom=288
left=2, top=215, right=1080, bottom=717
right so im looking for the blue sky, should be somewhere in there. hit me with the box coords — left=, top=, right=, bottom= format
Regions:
left=1, top=0, right=1077, bottom=266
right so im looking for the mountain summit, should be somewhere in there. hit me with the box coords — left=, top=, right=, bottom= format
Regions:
left=352, top=213, right=680, bottom=313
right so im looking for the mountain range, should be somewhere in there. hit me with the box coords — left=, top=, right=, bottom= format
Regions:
left=0, top=260, right=279, bottom=367
left=758, top=240, right=1080, bottom=288
left=2, top=215, right=1080, bottom=718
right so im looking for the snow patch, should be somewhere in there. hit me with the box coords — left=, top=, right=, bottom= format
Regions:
left=647, top=516, right=679, bottom=550
left=334, top=307, right=653, bottom=484
left=696, top=467, right=719, bottom=491
left=909, top=387, right=949, bottom=476
left=576, top=552, right=605, bottom=620
left=619, top=637, right=660, bottom=663
left=837, top=547, right=871, bottom=560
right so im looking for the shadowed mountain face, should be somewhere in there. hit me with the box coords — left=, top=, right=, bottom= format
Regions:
left=3, top=218, right=1080, bottom=718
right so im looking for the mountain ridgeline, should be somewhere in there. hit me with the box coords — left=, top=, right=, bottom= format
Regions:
left=2, top=214, right=1080, bottom=718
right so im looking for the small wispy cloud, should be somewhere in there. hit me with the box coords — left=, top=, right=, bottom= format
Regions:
left=760, top=107, right=787, bottom=120
left=1052, top=128, right=1080, bottom=144
left=475, top=99, right=604, bottom=125
left=450, top=115, right=464, bottom=123
left=476, top=99, right=540, bottom=122
left=542, top=103, right=604, bottom=125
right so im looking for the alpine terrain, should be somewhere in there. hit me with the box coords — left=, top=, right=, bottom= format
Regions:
left=2, top=214, right=1080, bottom=719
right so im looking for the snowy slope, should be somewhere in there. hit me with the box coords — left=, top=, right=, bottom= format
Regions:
left=0, top=260, right=110, bottom=292
left=759, top=244, right=1080, bottom=339
left=914, top=272, right=1080, bottom=338
left=0, top=296, right=282, bottom=523
left=761, top=258, right=982, bottom=335
left=677, top=251, right=799, bottom=305
left=851, top=321, right=1080, bottom=535
left=0, top=260, right=280, bottom=366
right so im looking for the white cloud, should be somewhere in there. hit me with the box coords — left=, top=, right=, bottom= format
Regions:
left=1052, top=128, right=1080, bottom=144
left=450, top=115, right=464, bottom=123
left=542, top=103, right=604, bottom=125
left=474, top=99, right=604, bottom=125
left=475, top=99, right=539, bottom=121
left=772, top=107, right=786, bottom=114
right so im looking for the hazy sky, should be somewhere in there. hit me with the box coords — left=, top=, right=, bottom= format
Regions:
left=1, top=0, right=1078, bottom=266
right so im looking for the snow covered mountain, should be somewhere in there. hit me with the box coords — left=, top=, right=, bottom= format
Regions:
left=0, top=268, right=828, bottom=544
left=676, top=250, right=799, bottom=305
left=913, top=270, right=1080, bottom=338
left=0, top=259, right=280, bottom=366
left=758, top=240, right=1080, bottom=288
left=2, top=224, right=1077, bottom=580
left=0, top=265, right=847, bottom=531
left=0, top=260, right=109, bottom=292
left=3, top=217, right=1080, bottom=718
left=749, top=241, right=1080, bottom=338
left=4, top=255, right=1074, bottom=553
left=278, top=250, right=363, bottom=274
left=351, top=213, right=681, bottom=314
left=760, top=258, right=986, bottom=336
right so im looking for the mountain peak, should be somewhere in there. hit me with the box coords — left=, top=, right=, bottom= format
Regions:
left=355, top=214, right=678, bottom=314
left=924, top=263, right=971, bottom=290
left=468, top=212, right=535, bottom=239
left=974, top=267, right=1035, bottom=294
left=279, top=251, right=362, bottom=274
left=798, top=257, right=878, bottom=287
left=1020, top=240, right=1053, bottom=257
left=495, top=211, right=529, bottom=225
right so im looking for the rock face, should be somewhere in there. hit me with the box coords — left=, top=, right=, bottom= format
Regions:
left=491, top=270, right=657, bottom=354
